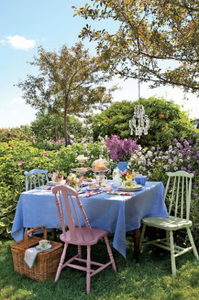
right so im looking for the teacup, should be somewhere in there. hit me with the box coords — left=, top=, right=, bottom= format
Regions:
left=39, top=239, right=50, bottom=249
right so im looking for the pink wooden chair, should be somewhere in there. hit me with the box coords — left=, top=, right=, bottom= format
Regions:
left=52, top=185, right=117, bottom=295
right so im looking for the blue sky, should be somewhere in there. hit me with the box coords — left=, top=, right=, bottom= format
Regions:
left=0, top=0, right=198, bottom=128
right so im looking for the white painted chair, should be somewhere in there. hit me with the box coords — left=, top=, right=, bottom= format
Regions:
left=140, top=171, right=199, bottom=275
left=24, top=169, right=49, bottom=191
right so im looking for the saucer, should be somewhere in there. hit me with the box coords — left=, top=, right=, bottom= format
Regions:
left=36, top=244, right=52, bottom=252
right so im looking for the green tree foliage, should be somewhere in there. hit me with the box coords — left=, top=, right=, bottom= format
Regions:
left=16, top=42, right=117, bottom=146
left=30, top=112, right=84, bottom=142
left=74, top=0, right=199, bottom=96
left=89, top=97, right=198, bottom=149
left=0, top=125, right=34, bottom=143
left=0, top=139, right=109, bottom=237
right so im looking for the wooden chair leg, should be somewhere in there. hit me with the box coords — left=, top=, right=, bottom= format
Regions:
left=187, top=228, right=199, bottom=259
left=86, top=245, right=91, bottom=295
left=52, top=228, right=57, bottom=241
left=78, top=245, right=82, bottom=258
left=169, top=230, right=176, bottom=275
left=133, top=228, right=140, bottom=264
left=140, top=224, right=146, bottom=249
left=55, top=242, right=68, bottom=281
left=104, top=235, right=117, bottom=272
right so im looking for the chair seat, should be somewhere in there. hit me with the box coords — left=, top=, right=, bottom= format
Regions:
left=142, top=216, right=192, bottom=231
left=60, top=227, right=109, bottom=246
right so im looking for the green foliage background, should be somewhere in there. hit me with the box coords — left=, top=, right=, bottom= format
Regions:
left=90, top=97, right=196, bottom=150
left=0, top=139, right=109, bottom=237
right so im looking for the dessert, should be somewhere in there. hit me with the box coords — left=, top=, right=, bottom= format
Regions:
left=84, top=177, right=92, bottom=181
left=92, top=156, right=108, bottom=171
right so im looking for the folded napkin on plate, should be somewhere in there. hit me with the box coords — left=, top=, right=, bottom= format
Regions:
left=24, top=246, right=51, bottom=268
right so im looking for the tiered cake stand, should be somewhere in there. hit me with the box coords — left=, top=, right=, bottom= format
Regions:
left=72, top=156, right=91, bottom=176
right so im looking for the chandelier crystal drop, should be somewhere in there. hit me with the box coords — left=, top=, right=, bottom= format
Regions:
left=129, top=64, right=150, bottom=139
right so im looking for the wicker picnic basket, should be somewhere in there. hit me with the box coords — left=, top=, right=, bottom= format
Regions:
left=11, top=226, right=63, bottom=281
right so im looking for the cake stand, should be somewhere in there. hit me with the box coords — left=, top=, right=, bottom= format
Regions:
left=72, top=167, right=91, bottom=176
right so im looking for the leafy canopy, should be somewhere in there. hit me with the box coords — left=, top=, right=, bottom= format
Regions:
left=74, top=1, right=199, bottom=96
left=17, top=42, right=117, bottom=145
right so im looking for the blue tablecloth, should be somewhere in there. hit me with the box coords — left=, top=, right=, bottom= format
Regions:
left=11, top=181, right=169, bottom=258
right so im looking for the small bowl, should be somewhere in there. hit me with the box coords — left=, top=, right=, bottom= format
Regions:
left=135, top=176, right=147, bottom=186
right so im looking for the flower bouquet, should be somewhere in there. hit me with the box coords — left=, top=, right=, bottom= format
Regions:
left=121, top=169, right=139, bottom=183
left=65, top=173, right=84, bottom=190
left=105, top=135, right=139, bottom=162
left=48, top=170, right=65, bottom=183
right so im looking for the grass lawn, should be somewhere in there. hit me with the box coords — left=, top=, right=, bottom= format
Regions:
left=1, top=232, right=199, bottom=300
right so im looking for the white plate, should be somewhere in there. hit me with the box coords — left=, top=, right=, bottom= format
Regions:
left=36, top=244, right=52, bottom=252
left=48, top=180, right=65, bottom=186
left=86, top=186, right=99, bottom=191
left=118, top=185, right=143, bottom=192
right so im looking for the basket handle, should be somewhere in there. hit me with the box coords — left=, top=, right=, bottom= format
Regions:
left=24, top=226, right=47, bottom=249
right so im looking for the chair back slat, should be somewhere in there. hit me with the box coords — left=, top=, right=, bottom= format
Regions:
left=187, top=176, right=192, bottom=220
left=24, top=169, right=49, bottom=191
left=68, top=191, right=84, bottom=241
left=166, top=171, right=194, bottom=220
left=52, top=185, right=94, bottom=242
left=168, top=176, right=176, bottom=215
left=54, top=191, right=67, bottom=237
left=175, top=176, right=180, bottom=217
left=181, top=176, right=184, bottom=218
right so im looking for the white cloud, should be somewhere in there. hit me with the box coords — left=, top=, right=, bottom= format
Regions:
left=5, top=35, right=35, bottom=50
left=0, top=40, right=6, bottom=46
left=12, top=98, right=26, bottom=104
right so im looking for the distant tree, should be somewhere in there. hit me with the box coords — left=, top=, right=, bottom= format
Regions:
left=16, top=42, right=117, bottom=146
left=90, top=97, right=198, bottom=150
left=30, top=111, right=84, bottom=142
left=74, top=0, right=199, bottom=96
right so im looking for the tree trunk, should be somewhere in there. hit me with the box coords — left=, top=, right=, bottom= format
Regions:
left=64, top=97, right=68, bottom=147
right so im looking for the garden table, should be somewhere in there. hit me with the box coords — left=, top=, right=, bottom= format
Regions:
left=11, top=181, right=169, bottom=261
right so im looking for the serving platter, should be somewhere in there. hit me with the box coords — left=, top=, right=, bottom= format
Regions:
left=118, top=184, right=142, bottom=192
left=72, top=167, right=91, bottom=172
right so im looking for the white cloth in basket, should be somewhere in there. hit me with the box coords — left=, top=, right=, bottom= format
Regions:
left=24, top=247, right=38, bottom=268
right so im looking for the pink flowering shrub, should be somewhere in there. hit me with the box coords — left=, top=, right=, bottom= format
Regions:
left=105, top=135, right=139, bottom=161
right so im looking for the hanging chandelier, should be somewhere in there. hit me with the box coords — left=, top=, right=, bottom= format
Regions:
left=129, top=64, right=150, bottom=138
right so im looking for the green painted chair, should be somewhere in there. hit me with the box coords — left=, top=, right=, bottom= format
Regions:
left=140, top=171, right=199, bottom=275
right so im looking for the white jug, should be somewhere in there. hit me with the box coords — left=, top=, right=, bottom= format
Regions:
left=112, top=168, right=122, bottom=188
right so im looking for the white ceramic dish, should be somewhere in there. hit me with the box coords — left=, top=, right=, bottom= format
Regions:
left=36, top=244, right=52, bottom=252
left=86, top=186, right=99, bottom=191
left=47, top=180, right=65, bottom=186
left=118, top=185, right=143, bottom=192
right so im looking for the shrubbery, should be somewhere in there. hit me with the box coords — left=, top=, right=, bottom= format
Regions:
left=128, top=132, right=199, bottom=244
left=0, top=139, right=110, bottom=236
left=90, top=97, right=198, bottom=150
left=1, top=108, right=199, bottom=247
